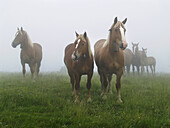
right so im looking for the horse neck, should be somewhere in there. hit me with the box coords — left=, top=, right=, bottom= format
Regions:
left=22, top=32, right=34, bottom=50
left=106, top=32, right=116, bottom=53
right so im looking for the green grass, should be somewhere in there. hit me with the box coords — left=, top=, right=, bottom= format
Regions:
left=0, top=73, right=170, bottom=128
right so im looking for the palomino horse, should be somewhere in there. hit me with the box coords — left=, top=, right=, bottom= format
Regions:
left=132, top=42, right=142, bottom=75
left=141, top=48, right=149, bottom=74
left=64, top=32, right=94, bottom=102
left=12, top=27, right=42, bottom=80
left=123, top=48, right=134, bottom=75
left=142, top=48, right=156, bottom=74
left=94, top=17, right=128, bottom=103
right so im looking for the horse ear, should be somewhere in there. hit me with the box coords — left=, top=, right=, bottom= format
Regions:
left=114, top=17, right=118, bottom=24
left=21, top=27, right=23, bottom=32
left=17, top=27, right=19, bottom=31
left=132, top=42, right=134, bottom=45
left=122, top=18, right=127, bottom=24
left=75, top=31, right=79, bottom=37
left=142, top=47, right=144, bottom=51
left=83, top=32, right=87, bottom=39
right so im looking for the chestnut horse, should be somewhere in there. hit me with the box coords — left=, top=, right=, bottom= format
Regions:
left=12, top=27, right=42, bottom=80
left=94, top=17, right=128, bottom=103
left=64, top=32, right=94, bottom=102
left=132, top=42, right=142, bottom=75
left=142, top=48, right=156, bottom=74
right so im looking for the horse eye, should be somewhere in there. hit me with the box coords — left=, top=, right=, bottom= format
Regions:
left=82, top=43, right=84, bottom=46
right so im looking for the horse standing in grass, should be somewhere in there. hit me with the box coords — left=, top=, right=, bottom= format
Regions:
left=12, top=27, right=42, bottom=80
left=142, top=48, right=156, bottom=74
left=64, top=32, right=94, bottom=102
left=94, top=17, right=128, bottom=103
left=132, top=42, right=142, bottom=75
left=124, top=48, right=134, bottom=75
left=141, top=48, right=149, bottom=74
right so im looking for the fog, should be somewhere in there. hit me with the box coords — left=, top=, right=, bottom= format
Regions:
left=0, top=0, right=170, bottom=73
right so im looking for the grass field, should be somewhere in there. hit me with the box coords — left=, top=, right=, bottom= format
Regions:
left=0, top=73, right=170, bottom=128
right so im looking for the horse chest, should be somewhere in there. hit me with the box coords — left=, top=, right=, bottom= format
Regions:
left=21, top=50, right=35, bottom=64
left=73, top=60, right=91, bottom=74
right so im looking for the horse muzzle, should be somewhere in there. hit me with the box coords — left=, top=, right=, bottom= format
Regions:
left=11, top=43, right=17, bottom=48
left=118, top=41, right=128, bottom=50
left=71, top=54, right=79, bottom=61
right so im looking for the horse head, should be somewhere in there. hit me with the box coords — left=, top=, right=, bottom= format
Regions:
left=12, top=27, right=25, bottom=48
left=109, top=17, right=128, bottom=51
left=71, top=32, right=89, bottom=61
left=142, top=47, right=147, bottom=57
left=132, top=42, right=139, bottom=53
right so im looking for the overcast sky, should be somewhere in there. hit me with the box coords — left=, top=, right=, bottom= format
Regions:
left=0, top=0, right=170, bottom=73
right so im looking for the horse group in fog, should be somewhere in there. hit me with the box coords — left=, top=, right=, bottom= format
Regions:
left=124, top=42, right=156, bottom=75
left=11, top=17, right=156, bottom=103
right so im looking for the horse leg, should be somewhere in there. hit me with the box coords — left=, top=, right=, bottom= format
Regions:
left=150, top=65, right=153, bottom=74
left=141, top=66, right=144, bottom=75
left=153, top=65, right=156, bottom=74
left=137, top=66, right=140, bottom=75
left=86, top=71, right=93, bottom=102
left=102, top=73, right=108, bottom=100
left=74, top=74, right=81, bottom=103
left=146, top=65, right=149, bottom=74
left=98, top=68, right=104, bottom=94
left=68, top=70, right=75, bottom=95
left=36, top=62, right=41, bottom=78
left=21, top=62, right=26, bottom=81
left=132, top=65, right=135, bottom=75
left=107, top=74, right=113, bottom=94
left=29, top=63, right=35, bottom=81
left=116, top=69, right=123, bottom=103
left=127, top=65, right=130, bottom=75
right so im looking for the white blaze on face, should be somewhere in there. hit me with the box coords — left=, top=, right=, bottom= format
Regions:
left=120, top=26, right=125, bottom=42
left=120, top=25, right=128, bottom=49
left=75, top=39, right=80, bottom=49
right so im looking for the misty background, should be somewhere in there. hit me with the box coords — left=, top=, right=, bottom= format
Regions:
left=0, top=0, right=170, bottom=73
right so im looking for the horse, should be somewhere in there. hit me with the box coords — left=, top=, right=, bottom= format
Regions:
left=131, top=42, right=143, bottom=75
left=142, top=48, right=156, bottom=74
left=64, top=32, right=94, bottom=103
left=141, top=48, right=149, bottom=74
left=123, top=48, right=134, bottom=75
left=94, top=17, right=128, bottom=103
left=147, top=57, right=156, bottom=74
left=11, top=27, right=42, bottom=80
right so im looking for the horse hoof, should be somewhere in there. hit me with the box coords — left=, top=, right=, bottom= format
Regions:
left=117, top=99, right=123, bottom=103
left=87, top=97, right=92, bottom=103
left=102, top=95, right=107, bottom=100
left=74, top=98, right=79, bottom=103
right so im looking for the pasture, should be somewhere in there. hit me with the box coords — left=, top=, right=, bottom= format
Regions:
left=0, top=73, right=169, bottom=128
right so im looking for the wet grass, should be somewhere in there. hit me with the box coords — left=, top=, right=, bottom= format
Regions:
left=0, top=73, right=170, bottom=128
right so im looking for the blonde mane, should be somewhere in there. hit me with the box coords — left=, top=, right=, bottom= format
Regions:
left=23, top=31, right=33, bottom=48
left=103, top=31, right=111, bottom=47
